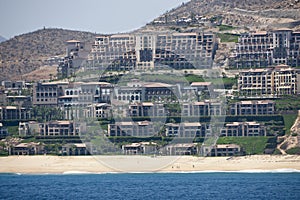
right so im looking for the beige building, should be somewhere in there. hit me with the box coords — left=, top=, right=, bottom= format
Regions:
left=165, top=122, right=206, bottom=137
left=108, top=121, right=155, bottom=137
left=128, top=102, right=165, bottom=117
left=230, top=29, right=300, bottom=68
left=87, top=31, right=217, bottom=70
left=220, top=122, right=266, bottom=137
left=182, top=101, right=225, bottom=116
left=229, top=100, right=275, bottom=115
left=161, top=143, right=198, bottom=155
left=38, top=121, right=86, bottom=137
left=238, top=65, right=300, bottom=96
left=33, top=81, right=69, bottom=106
left=201, top=144, right=243, bottom=156
left=10, top=142, right=45, bottom=155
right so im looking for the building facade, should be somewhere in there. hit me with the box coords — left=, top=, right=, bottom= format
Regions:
left=220, top=122, right=267, bottom=137
left=87, top=31, right=217, bottom=70
left=229, top=100, right=275, bottom=115
left=238, top=65, right=300, bottom=96
left=230, top=29, right=300, bottom=68
left=165, top=122, right=206, bottom=137
left=33, top=81, right=69, bottom=106
left=38, top=121, right=86, bottom=137
left=128, top=102, right=165, bottom=117
left=108, top=121, right=155, bottom=137
left=182, top=101, right=225, bottom=116
left=201, top=144, right=243, bottom=156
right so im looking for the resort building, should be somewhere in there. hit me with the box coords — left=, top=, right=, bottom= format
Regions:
left=10, top=142, right=45, bottom=155
left=83, top=103, right=112, bottom=119
left=182, top=101, right=225, bottom=116
left=220, top=121, right=267, bottom=137
left=108, top=121, right=155, bottom=137
left=230, top=29, right=300, bottom=68
left=0, top=106, right=31, bottom=120
left=122, top=142, right=158, bottom=155
left=238, top=65, right=300, bottom=96
left=18, top=121, right=39, bottom=136
left=201, top=144, right=243, bottom=156
left=87, top=31, right=217, bottom=70
left=33, top=81, right=69, bottom=106
left=229, top=100, right=275, bottom=115
left=128, top=102, right=165, bottom=117
left=165, top=122, right=206, bottom=137
left=61, top=143, right=89, bottom=156
left=57, top=40, right=89, bottom=79
left=38, top=121, right=86, bottom=137
left=161, top=143, right=198, bottom=155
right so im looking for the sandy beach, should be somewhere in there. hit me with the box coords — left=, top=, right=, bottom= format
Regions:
left=0, top=155, right=300, bottom=174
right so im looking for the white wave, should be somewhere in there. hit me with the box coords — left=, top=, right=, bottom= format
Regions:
left=160, top=169, right=300, bottom=174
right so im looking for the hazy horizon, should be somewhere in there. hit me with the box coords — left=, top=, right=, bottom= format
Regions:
left=0, top=0, right=189, bottom=39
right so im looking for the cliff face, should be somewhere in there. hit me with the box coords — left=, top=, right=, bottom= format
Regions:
left=0, top=28, right=96, bottom=82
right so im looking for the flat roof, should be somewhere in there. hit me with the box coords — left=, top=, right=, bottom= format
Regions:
left=191, top=82, right=212, bottom=87
left=144, top=82, right=173, bottom=88
left=216, top=144, right=240, bottom=148
left=66, top=40, right=81, bottom=43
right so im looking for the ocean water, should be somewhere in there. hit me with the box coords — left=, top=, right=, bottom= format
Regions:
left=0, top=172, right=300, bottom=200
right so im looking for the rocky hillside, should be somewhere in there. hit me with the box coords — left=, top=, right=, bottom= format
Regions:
left=0, top=35, right=6, bottom=43
left=148, top=0, right=300, bottom=30
left=0, top=28, right=96, bottom=82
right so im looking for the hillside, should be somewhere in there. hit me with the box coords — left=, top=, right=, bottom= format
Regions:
left=0, top=35, right=6, bottom=43
left=1, top=0, right=300, bottom=82
left=146, top=0, right=300, bottom=31
left=0, top=28, right=97, bottom=82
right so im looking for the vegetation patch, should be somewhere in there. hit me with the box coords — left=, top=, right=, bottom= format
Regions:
left=217, top=137, right=272, bottom=155
left=217, top=33, right=239, bottom=43
left=286, top=147, right=300, bottom=155
left=282, top=114, right=298, bottom=135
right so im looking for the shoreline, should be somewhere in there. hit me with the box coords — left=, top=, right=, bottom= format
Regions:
left=1, top=155, right=300, bottom=174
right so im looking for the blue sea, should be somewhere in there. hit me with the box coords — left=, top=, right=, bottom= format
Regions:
left=0, top=172, right=300, bottom=200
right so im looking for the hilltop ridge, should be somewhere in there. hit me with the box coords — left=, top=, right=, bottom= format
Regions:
left=1, top=0, right=300, bottom=81
left=0, top=28, right=96, bottom=82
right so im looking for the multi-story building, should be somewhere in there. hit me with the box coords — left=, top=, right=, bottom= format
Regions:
left=87, top=31, right=217, bottom=70
left=38, top=121, right=86, bottom=137
left=229, top=100, right=275, bottom=115
left=10, top=142, right=45, bottom=155
left=144, top=82, right=178, bottom=102
left=165, top=122, right=206, bottom=137
left=108, top=121, right=155, bottom=137
left=161, top=143, right=198, bottom=155
left=84, top=103, right=112, bottom=119
left=128, top=102, right=165, bottom=117
left=201, top=144, right=243, bottom=157
left=113, top=82, right=178, bottom=103
left=122, top=142, right=158, bottom=155
left=230, top=29, right=300, bottom=68
left=0, top=106, right=31, bottom=120
left=238, top=65, right=300, bottom=96
left=182, top=101, right=225, bottom=116
left=220, top=121, right=267, bottom=137
left=57, top=40, right=89, bottom=79
left=33, top=81, right=69, bottom=106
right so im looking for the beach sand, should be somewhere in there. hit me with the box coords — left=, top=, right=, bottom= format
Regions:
left=0, top=155, right=300, bottom=174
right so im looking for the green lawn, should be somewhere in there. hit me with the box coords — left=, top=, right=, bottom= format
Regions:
left=217, top=33, right=239, bottom=43
left=217, top=25, right=237, bottom=31
left=217, top=137, right=271, bottom=155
